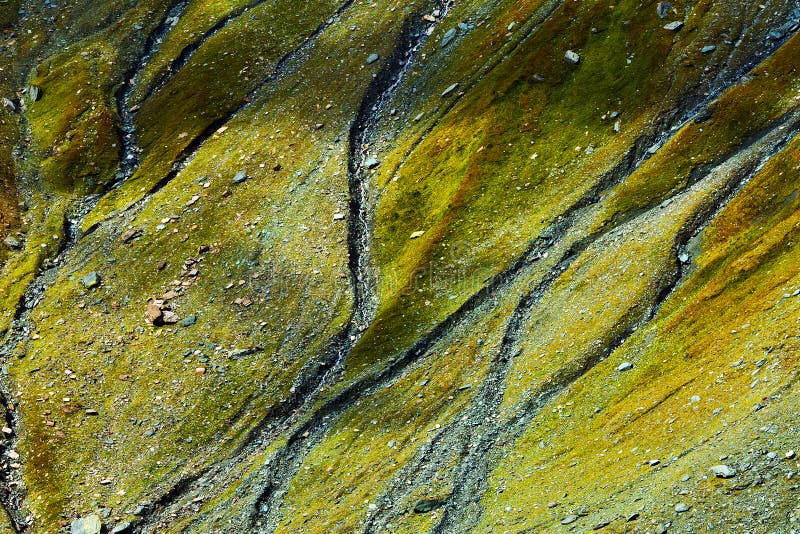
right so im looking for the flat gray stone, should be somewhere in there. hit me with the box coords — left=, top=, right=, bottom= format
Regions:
left=768, top=29, right=784, bottom=40
left=561, top=514, right=579, bottom=525
left=663, top=21, right=683, bottom=31
left=366, top=53, right=379, bottom=64
left=71, top=514, right=102, bottom=534
left=81, top=272, right=101, bottom=290
left=110, top=521, right=133, bottom=534
left=232, top=170, right=248, bottom=184
left=28, top=85, right=41, bottom=102
left=711, top=464, right=736, bottom=478
left=230, top=347, right=263, bottom=358
left=413, top=498, right=446, bottom=513
left=441, top=83, right=459, bottom=97
left=441, top=28, right=457, bottom=48
left=3, top=235, right=20, bottom=250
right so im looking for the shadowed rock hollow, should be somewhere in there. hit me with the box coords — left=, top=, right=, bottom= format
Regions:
left=1, top=0, right=800, bottom=532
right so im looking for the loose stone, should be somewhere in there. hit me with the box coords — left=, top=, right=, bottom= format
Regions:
left=81, top=272, right=101, bottom=289
left=71, top=515, right=102, bottom=534
left=565, top=50, right=581, bottom=64
left=441, top=83, right=459, bottom=97
left=711, top=464, right=736, bottom=478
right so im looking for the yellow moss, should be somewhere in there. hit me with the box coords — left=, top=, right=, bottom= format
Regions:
left=479, top=138, right=800, bottom=531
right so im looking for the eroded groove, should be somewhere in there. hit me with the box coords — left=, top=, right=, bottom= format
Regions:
left=134, top=3, right=453, bottom=530
left=137, top=0, right=273, bottom=104
left=92, top=0, right=361, bottom=236
left=0, top=5, right=197, bottom=526
left=381, top=0, right=565, bottom=192
left=248, top=3, right=457, bottom=530
left=429, top=109, right=800, bottom=533
left=145, top=30, right=800, bottom=531
left=244, top=70, right=782, bottom=532
left=113, top=0, right=191, bottom=189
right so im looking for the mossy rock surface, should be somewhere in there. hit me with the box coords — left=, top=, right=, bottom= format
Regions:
left=0, top=0, right=800, bottom=532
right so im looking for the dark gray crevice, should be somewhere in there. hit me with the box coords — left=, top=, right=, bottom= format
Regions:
left=133, top=2, right=454, bottom=531
left=427, top=229, right=651, bottom=532
left=112, top=0, right=192, bottom=190
left=135, top=0, right=273, bottom=105
left=154, top=21, right=800, bottom=531
left=428, top=109, right=800, bottom=533
left=0, top=2, right=195, bottom=529
left=82, top=0, right=361, bottom=238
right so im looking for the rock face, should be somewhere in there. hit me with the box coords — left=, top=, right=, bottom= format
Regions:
left=1, top=1, right=800, bottom=533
